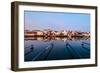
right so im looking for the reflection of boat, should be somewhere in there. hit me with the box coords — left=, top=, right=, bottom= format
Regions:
left=25, top=39, right=90, bottom=61
left=65, top=41, right=90, bottom=59
left=81, top=42, right=90, bottom=51
left=25, top=45, right=34, bottom=56
left=81, top=42, right=90, bottom=45
left=32, top=42, right=54, bottom=61
left=65, top=42, right=82, bottom=58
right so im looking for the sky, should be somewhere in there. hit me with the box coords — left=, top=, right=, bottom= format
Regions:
left=24, top=11, right=90, bottom=32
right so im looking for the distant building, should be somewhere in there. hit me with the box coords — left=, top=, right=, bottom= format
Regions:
left=32, top=30, right=44, bottom=36
left=62, top=30, right=68, bottom=36
left=82, top=32, right=90, bottom=37
left=24, top=29, right=90, bottom=37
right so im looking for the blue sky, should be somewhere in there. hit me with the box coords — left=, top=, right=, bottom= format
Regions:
left=24, top=11, right=90, bottom=32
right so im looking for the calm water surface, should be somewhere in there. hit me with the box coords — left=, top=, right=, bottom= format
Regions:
left=24, top=37, right=90, bottom=62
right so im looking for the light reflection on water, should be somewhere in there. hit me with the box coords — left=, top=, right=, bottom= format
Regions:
left=24, top=37, right=90, bottom=62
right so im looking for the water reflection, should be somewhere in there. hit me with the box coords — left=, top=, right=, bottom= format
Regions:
left=24, top=37, right=90, bottom=62
left=25, top=36, right=90, bottom=41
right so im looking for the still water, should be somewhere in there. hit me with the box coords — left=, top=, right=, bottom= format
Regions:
left=24, top=37, right=90, bottom=62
